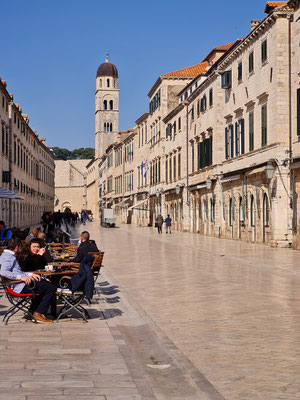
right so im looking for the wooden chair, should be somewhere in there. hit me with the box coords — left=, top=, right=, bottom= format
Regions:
left=88, top=251, right=104, bottom=283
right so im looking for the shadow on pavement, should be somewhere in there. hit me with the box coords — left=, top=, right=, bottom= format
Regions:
left=99, top=308, right=123, bottom=320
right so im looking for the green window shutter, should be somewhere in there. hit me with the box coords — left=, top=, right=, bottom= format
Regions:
left=262, top=40, right=267, bottom=62
left=225, top=127, right=229, bottom=159
left=209, top=89, right=213, bottom=106
left=261, top=105, right=267, bottom=146
left=208, top=136, right=212, bottom=166
left=204, top=139, right=208, bottom=167
left=249, top=52, right=254, bottom=73
left=235, top=122, right=239, bottom=156
left=238, top=62, right=242, bottom=81
left=240, top=119, right=245, bottom=154
left=230, top=124, right=234, bottom=158
left=200, top=142, right=204, bottom=169
left=297, top=88, right=300, bottom=135
left=249, top=112, right=254, bottom=151
left=197, top=142, right=201, bottom=170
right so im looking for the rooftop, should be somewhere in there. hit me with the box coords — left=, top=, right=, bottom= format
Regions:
left=162, top=61, right=209, bottom=78
left=264, top=1, right=286, bottom=13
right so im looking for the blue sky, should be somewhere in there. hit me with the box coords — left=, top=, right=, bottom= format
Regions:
left=0, top=0, right=268, bottom=150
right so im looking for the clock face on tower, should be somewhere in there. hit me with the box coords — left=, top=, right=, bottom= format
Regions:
left=95, top=57, right=119, bottom=159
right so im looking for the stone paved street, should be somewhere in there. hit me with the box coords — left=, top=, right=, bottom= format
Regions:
left=0, top=223, right=300, bottom=400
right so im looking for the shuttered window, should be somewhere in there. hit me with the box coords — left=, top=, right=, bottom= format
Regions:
left=261, top=40, right=267, bottom=62
left=249, top=112, right=254, bottom=151
left=261, top=105, right=267, bottom=147
left=209, top=89, right=213, bottom=106
left=230, top=124, right=234, bottom=158
left=225, top=127, right=229, bottom=159
left=192, top=143, right=195, bottom=172
left=297, top=88, right=300, bottom=136
left=235, top=122, right=239, bottom=156
left=178, top=153, right=181, bottom=178
left=173, top=155, right=176, bottom=181
left=197, top=138, right=212, bottom=169
left=238, top=62, right=242, bottom=81
left=197, top=142, right=201, bottom=170
left=249, top=51, right=254, bottom=73
left=240, top=119, right=245, bottom=154
left=165, top=159, right=168, bottom=183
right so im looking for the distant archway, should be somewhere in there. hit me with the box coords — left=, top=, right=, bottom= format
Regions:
left=62, top=202, right=72, bottom=212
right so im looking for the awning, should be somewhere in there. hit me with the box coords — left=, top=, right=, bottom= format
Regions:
left=0, top=186, right=24, bottom=200
left=128, top=198, right=148, bottom=210
left=112, top=197, right=129, bottom=209
left=220, top=174, right=240, bottom=184
left=245, top=166, right=266, bottom=177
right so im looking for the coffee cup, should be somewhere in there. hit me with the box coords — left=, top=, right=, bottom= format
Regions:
left=46, top=265, right=54, bottom=271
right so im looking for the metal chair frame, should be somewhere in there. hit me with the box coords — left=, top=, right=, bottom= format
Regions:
left=0, top=278, right=38, bottom=325
left=56, top=290, right=89, bottom=322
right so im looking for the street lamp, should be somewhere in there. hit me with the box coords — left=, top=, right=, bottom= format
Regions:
left=206, top=177, right=212, bottom=190
left=265, top=161, right=275, bottom=180
left=175, top=185, right=180, bottom=195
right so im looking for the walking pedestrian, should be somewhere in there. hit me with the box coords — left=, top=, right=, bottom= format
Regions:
left=156, top=214, right=163, bottom=234
left=165, top=214, right=172, bottom=234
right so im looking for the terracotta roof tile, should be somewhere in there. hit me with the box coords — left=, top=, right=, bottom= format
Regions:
left=214, top=43, right=235, bottom=51
left=162, top=61, right=209, bottom=78
left=265, top=1, right=286, bottom=13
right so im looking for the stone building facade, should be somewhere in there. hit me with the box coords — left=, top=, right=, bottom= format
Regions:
left=0, top=78, right=55, bottom=228
left=91, top=0, right=300, bottom=250
left=289, top=0, right=300, bottom=249
left=54, top=160, right=88, bottom=213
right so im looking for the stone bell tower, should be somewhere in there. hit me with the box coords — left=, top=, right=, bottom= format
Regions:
left=95, top=54, right=119, bottom=159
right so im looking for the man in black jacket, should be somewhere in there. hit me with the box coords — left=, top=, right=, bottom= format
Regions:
left=73, top=231, right=98, bottom=263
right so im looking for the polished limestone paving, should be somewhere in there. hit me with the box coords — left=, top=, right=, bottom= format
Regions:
left=0, top=222, right=299, bottom=400
left=85, top=222, right=300, bottom=400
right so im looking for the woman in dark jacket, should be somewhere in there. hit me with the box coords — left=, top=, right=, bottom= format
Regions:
left=18, top=239, right=48, bottom=272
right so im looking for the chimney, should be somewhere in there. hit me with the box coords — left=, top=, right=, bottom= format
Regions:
left=251, top=20, right=261, bottom=31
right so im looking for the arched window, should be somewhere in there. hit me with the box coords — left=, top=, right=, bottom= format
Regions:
left=107, top=79, right=110, bottom=88
left=103, top=100, right=107, bottom=110
left=109, top=100, right=113, bottom=110
left=100, top=79, right=102, bottom=88
left=229, top=198, right=233, bottom=226
left=263, top=193, right=269, bottom=227
left=250, top=195, right=255, bottom=227
left=110, top=123, right=113, bottom=132
left=104, top=123, right=107, bottom=132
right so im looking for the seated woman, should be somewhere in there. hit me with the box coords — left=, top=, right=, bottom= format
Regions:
left=18, top=239, right=48, bottom=272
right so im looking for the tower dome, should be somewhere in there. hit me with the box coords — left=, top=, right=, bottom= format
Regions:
left=96, top=55, right=118, bottom=78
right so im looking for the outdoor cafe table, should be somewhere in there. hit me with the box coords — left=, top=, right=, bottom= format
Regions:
left=32, top=267, right=78, bottom=317
left=51, top=254, right=76, bottom=262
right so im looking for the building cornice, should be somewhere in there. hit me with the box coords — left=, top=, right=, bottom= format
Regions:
left=218, top=8, right=293, bottom=71
left=135, top=112, right=149, bottom=125
left=163, top=103, right=184, bottom=123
